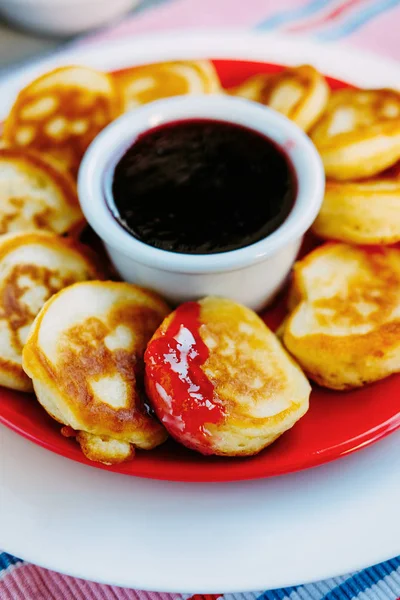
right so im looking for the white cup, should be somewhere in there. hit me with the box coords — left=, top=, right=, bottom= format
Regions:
left=78, top=95, right=324, bottom=311
left=0, top=0, right=139, bottom=36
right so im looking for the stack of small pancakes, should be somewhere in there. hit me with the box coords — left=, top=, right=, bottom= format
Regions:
left=232, top=66, right=400, bottom=392
left=0, top=58, right=399, bottom=465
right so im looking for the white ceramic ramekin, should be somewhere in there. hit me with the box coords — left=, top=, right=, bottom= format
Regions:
left=78, top=95, right=324, bottom=310
left=0, top=0, right=138, bottom=36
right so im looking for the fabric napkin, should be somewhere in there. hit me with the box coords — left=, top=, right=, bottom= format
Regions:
left=2, top=0, right=400, bottom=597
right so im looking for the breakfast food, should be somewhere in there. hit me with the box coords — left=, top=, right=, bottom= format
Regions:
left=145, top=297, right=310, bottom=456
left=0, top=148, right=84, bottom=236
left=310, top=88, right=400, bottom=180
left=111, top=119, right=295, bottom=254
left=23, top=281, right=169, bottom=464
left=2, top=51, right=400, bottom=478
left=113, top=60, right=221, bottom=111
left=3, top=66, right=121, bottom=176
left=281, top=242, right=400, bottom=390
left=0, top=231, right=104, bottom=392
left=231, top=65, right=329, bottom=131
left=312, top=175, right=400, bottom=245
left=230, top=74, right=267, bottom=102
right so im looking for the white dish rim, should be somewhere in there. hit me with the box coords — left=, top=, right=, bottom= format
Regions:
left=0, top=30, right=400, bottom=593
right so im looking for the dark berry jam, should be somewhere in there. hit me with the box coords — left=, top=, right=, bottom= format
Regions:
left=110, top=119, right=296, bottom=254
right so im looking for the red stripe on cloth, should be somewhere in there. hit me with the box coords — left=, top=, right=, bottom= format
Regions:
left=287, top=0, right=366, bottom=31
left=81, top=0, right=293, bottom=43
left=0, top=563, right=185, bottom=600
left=187, top=595, right=223, bottom=600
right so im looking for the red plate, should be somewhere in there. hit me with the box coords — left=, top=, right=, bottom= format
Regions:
left=0, top=59, right=399, bottom=482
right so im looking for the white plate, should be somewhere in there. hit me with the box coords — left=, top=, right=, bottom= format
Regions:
left=2, top=425, right=400, bottom=592
left=1, top=32, right=400, bottom=592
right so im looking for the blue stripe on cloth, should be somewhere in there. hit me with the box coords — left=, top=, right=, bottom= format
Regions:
left=319, top=557, right=400, bottom=600
left=257, top=586, right=299, bottom=600
left=313, top=0, right=400, bottom=40
left=0, top=552, right=23, bottom=574
left=253, top=557, right=400, bottom=600
left=255, top=0, right=335, bottom=31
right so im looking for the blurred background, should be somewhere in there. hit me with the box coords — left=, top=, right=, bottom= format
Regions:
left=0, top=0, right=166, bottom=74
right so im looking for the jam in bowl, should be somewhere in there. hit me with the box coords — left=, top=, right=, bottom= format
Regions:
left=109, top=118, right=296, bottom=255
left=78, top=95, right=324, bottom=310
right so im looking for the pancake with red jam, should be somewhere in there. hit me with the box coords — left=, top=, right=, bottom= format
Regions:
left=145, top=296, right=310, bottom=456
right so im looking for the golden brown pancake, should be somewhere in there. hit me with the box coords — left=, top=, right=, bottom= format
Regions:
left=3, top=66, right=121, bottom=176
left=312, top=174, right=400, bottom=245
left=230, top=65, right=329, bottom=131
left=310, top=88, right=400, bottom=179
left=0, top=148, right=84, bottom=236
left=0, top=231, right=105, bottom=392
left=229, top=74, right=268, bottom=102
left=113, top=60, right=221, bottom=111
left=282, top=242, right=400, bottom=389
left=145, top=297, right=310, bottom=457
left=23, top=281, right=169, bottom=464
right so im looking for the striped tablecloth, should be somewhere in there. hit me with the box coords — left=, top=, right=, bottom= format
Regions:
left=1, top=0, right=400, bottom=597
